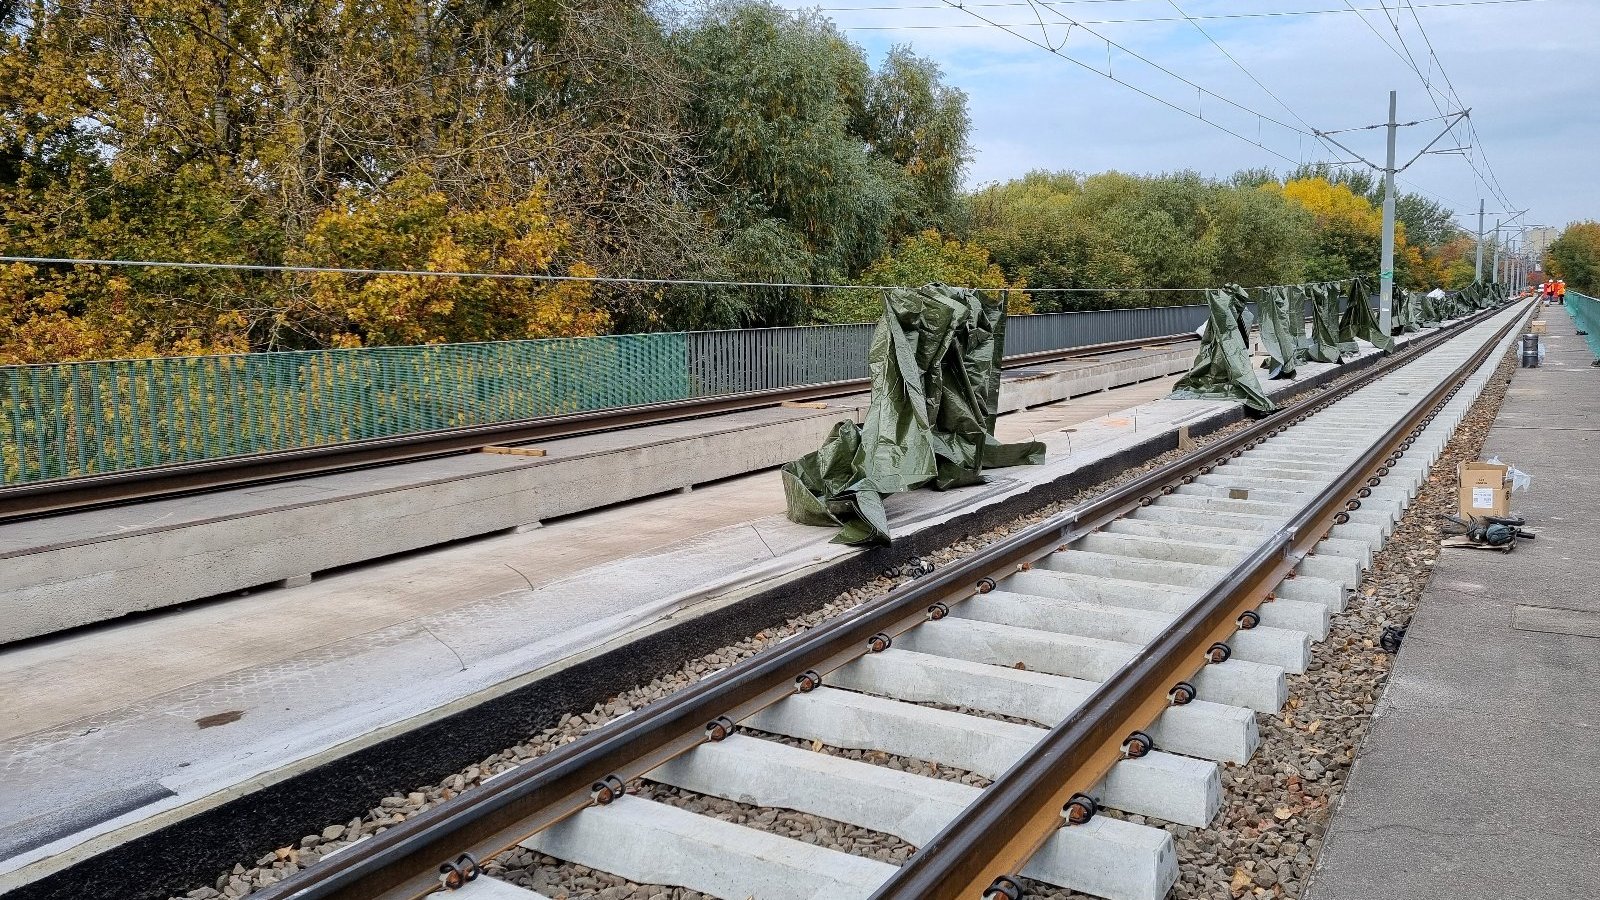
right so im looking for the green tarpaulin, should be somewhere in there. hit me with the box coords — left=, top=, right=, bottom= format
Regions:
left=781, top=284, right=1045, bottom=546
left=1256, top=285, right=1300, bottom=379
left=1302, top=282, right=1344, bottom=363
left=1391, top=290, right=1421, bottom=335
left=1417, top=290, right=1441, bottom=327
left=1339, top=277, right=1394, bottom=352
left=1169, top=283, right=1275, bottom=413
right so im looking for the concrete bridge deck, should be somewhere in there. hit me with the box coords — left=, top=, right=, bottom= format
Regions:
left=1309, top=302, right=1600, bottom=900
left=0, top=327, right=1424, bottom=895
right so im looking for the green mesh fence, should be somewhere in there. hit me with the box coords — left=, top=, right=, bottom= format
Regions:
left=1566, top=292, right=1600, bottom=359
left=2, top=334, right=689, bottom=485
left=1, top=305, right=1220, bottom=487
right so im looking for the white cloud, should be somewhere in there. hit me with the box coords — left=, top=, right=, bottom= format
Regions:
left=779, top=0, right=1599, bottom=227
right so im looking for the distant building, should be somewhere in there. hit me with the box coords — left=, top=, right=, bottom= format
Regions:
left=1524, top=226, right=1558, bottom=258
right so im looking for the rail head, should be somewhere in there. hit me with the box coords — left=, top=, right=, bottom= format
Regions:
left=869, top=300, right=1530, bottom=899
left=247, top=303, right=1521, bottom=900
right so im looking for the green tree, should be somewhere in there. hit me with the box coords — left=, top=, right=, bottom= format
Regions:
left=818, top=229, right=1026, bottom=323
left=858, top=46, right=972, bottom=236
left=1547, top=222, right=1600, bottom=294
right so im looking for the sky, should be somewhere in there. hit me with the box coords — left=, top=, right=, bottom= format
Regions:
left=778, top=0, right=1597, bottom=236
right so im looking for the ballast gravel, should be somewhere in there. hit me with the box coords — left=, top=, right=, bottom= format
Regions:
left=183, top=340, right=1517, bottom=900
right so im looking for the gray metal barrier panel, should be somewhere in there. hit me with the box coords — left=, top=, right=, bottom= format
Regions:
left=687, top=323, right=875, bottom=396
left=1003, top=305, right=1208, bottom=356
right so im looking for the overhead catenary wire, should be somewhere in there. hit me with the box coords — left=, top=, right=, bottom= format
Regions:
left=834, top=0, right=1547, bottom=26
left=0, top=255, right=1354, bottom=295
left=1158, top=0, right=1351, bottom=167
left=1336, top=0, right=1514, bottom=211
left=1401, top=0, right=1516, bottom=208
left=941, top=0, right=1317, bottom=140
left=929, top=1, right=1341, bottom=167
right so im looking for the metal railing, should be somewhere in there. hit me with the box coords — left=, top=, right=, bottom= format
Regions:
left=1565, top=292, right=1600, bottom=359
left=1, top=304, right=1207, bottom=486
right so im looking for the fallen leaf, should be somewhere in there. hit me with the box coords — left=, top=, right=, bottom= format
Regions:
left=1307, top=720, right=1322, bottom=734
left=1274, top=806, right=1295, bottom=820
left=810, top=739, right=823, bottom=752
left=1231, top=867, right=1253, bottom=893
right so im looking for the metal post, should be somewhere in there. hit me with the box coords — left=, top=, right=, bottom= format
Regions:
left=1492, top=219, right=1502, bottom=284
left=1379, top=90, right=1398, bottom=336
left=1474, top=199, right=1485, bottom=281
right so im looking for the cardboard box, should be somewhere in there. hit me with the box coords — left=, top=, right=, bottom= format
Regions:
left=1458, top=460, right=1510, bottom=518
left=1529, top=319, right=1548, bottom=334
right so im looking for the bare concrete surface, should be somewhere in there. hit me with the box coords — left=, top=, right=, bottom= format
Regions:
left=0, top=346, right=1192, bottom=641
left=1308, top=304, right=1600, bottom=900
left=0, top=326, right=1425, bottom=889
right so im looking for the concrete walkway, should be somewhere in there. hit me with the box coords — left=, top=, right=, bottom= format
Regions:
left=1309, top=303, right=1600, bottom=900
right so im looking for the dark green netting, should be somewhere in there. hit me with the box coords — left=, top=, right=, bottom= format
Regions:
left=1302, top=282, right=1344, bottom=363
left=781, top=284, right=1046, bottom=545
left=1339, top=277, right=1394, bottom=352
left=1169, top=283, right=1274, bottom=413
left=1256, top=285, right=1300, bottom=379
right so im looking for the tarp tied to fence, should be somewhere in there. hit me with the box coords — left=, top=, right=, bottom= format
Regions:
left=1339, top=277, right=1393, bottom=352
left=781, top=284, right=1045, bottom=545
left=1303, top=282, right=1345, bottom=363
left=1255, top=285, right=1300, bottom=380
left=1169, top=283, right=1274, bottom=413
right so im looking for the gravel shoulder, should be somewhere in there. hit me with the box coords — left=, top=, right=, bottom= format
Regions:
left=178, top=341, right=1520, bottom=900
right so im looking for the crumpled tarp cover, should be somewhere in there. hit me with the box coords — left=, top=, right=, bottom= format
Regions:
left=1256, top=285, right=1300, bottom=379
left=781, top=284, right=1046, bottom=545
left=1416, top=289, right=1440, bottom=327
left=1301, top=282, right=1344, bottom=363
left=1391, top=289, right=1421, bottom=335
left=1339, top=277, right=1394, bottom=351
left=1169, top=283, right=1275, bottom=413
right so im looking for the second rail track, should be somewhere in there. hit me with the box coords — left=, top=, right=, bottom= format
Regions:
left=241, top=300, right=1528, bottom=900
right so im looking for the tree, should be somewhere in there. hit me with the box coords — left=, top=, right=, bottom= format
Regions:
left=1547, top=222, right=1600, bottom=294
left=290, top=172, right=604, bottom=347
left=818, top=229, right=1027, bottom=323
left=857, top=46, right=972, bottom=236
left=1278, top=177, right=1383, bottom=282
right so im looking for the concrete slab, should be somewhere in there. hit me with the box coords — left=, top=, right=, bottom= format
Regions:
left=0, top=348, right=1195, bottom=641
left=1309, top=302, right=1600, bottom=900
left=0, top=313, right=1497, bottom=898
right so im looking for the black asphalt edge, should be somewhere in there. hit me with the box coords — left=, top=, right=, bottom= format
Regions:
left=5, top=352, right=1383, bottom=900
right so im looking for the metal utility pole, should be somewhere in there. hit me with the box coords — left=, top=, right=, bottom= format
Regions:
left=1315, top=95, right=1467, bottom=340
left=1474, top=199, right=1485, bottom=280
left=1491, top=218, right=1502, bottom=284
left=1379, top=91, right=1398, bottom=336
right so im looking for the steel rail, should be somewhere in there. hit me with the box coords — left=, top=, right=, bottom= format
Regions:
left=0, top=333, right=1194, bottom=523
left=248, top=301, right=1515, bottom=900
left=872, top=301, right=1530, bottom=899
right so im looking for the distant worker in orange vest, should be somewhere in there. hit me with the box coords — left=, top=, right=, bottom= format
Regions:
left=1557, top=280, right=1567, bottom=299
left=1544, top=281, right=1557, bottom=299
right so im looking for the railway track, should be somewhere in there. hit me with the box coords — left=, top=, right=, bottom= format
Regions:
left=244, top=301, right=1526, bottom=900
left=0, top=334, right=1194, bottom=523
